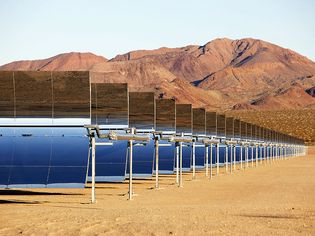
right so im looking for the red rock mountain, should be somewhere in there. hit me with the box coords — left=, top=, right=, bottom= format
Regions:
left=0, top=52, right=107, bottom=71
left=1, top=38, right=315, bottom=111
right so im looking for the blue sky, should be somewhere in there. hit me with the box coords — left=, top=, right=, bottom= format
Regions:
left=0, top=0, right=314, bottom=65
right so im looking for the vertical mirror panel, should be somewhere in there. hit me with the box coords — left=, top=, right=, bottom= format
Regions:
left=0, top=128, right=14, bottom=187
left=129, top=92, right=155, bottom=130
left=206, top=112, right=217, bottom=136
left=195, top=146, right=205, bottom=168
left=128, top=92, right=155, bottom=177
left=176, top=104, right=192, bottom=134
left=268, top=129, right=271, bottom=142
left=15, top=71, right=52, bottom=123
left=251, top=124, right=256, bottom=140
left=155, top=99, right=176, bottom=174
left=155, top=99, right=175, bottom=132
left=257, top=126, right=261, bottom=141
left=91, top=83, right=128, bottom=126
left=261, top=128, right=265, bottom=142
left=153, top=141, right=175, bottom=174
left=9, top=128, right=51, bottom=187
left=52, top=71, right=90, bottom=124
left=257, top=126, right=261, bottom=140
left=0, top=71, right=14, bottom=119
left=88, top=130, right=128, bottom=182
left=126, top=139, right=155, bottom=177
left=246, top=123, right=252, bottom=140
left=263, top=128, right=267, bottom=142
left=210, top=145, right=216, bottom=165
left=48, top=128, right=89, bottom=187
left=90, top=140, right=128, bottom=182
left=218, top=145, right=226, bottom=164
left=226, top=117, right=234, bottom=139
left=193, top=108, right=206, bottom=135
left=182, top=145, right=192, bottom=171
left=216, top=114, right=226, bottom=137
left=227, top=146, right=233, bottom=164
left=256, top=125, right=260, bottom=140
left=234, top=119, right=241, bottom=139
left=235, top=145, right=241, bottom=162
left=0, top=128, right=14, bottom=165
left=265, top=129, right=268, bottom=142
left=248, top=146, right=253, bottom=160
left=241, top=121, right=247, bottom=140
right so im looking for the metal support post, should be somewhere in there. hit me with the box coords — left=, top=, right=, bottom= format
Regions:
left=233, top=145, right=236, bottom=171
left=128, top=136, right=134, bottom=200
left=251, top=145, right=254, bottom=167
left=240, top=145, right=243, bottom=169
left=225, top=145, right=228, bottom=173
left=230, top=145, right=233, bottom=174
left=176, top=144, right=179, bottom=184
left=216, top=143, right=220, bottom=176
left=192, top=141, right=196, bottom=179
left=210, top=143, right=213, bottom=179
left=255, top=144, right=258, bottom=167
left=260, top=145, right=263, bottom=165
left=179, top=137, right=183, bottom=187
left=245, top=146, right=249, bottom=169
left=91, top=135, right=96, bottom=204
left=155, top=137, right=159, bottom=189
left=205, top=144, right=209, bottom=177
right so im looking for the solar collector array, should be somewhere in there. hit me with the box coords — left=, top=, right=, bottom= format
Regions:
left=0, top=71, right=90, bottom=188
left=0, top=71, right=306, bottom=189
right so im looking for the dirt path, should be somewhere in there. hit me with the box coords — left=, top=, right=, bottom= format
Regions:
left=0, top=153, right=314, bottom=235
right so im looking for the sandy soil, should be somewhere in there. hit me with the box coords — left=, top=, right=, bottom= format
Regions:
left=0, top=151, right=314, bottom=236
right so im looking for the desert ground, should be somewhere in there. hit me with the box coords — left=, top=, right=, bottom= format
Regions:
left=0, top=148, right=314, bottom=236
left=227, top=109, right=315, bottom=145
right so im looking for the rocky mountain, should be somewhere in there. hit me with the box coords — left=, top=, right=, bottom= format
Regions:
left=1, top=38, right=315, bottom=111
left=110, top=38, right=315, bottom=110
left=0, top=52, right=107, bottom=71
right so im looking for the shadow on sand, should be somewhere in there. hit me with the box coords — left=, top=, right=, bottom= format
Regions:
left=0, top=199, right=41, bottom=204
left=238, top=214, right=299, bottom=220
left=0, top=189, right=83, bottom=196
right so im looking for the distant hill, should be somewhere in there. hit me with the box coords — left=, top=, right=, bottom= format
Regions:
left=0, top=52, right=107, bottom=71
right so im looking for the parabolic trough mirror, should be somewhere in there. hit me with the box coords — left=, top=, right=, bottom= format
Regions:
left=192, top=108, right=206, bottom=169
left=127, top=92, right=155, bottom=178
left=88, top=83, right=129, bottom=182
left=175, top=104, right=192, bottom=171
left=154, top=99, right=176, bottom=174
left=0, top=71, right=90, bottom=188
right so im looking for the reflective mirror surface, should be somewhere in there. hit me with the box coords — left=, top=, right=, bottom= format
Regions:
left=91, top=83, right=128, bottom=126
left=176, top=104, right=192, bottom=134
left=193, top=108, right=206, bottom=135
left=206, top=112, right=217, bottom=136
left=217, top=114, right=226, bottom=137
left=155, top=99, right=175, bottom=132
left=129, top=92, right=155, bottom=130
